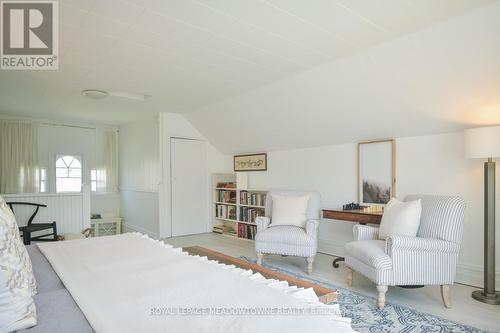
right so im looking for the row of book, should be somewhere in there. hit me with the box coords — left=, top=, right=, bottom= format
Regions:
left=237, top=223, right=257, bottom=240
left=239, top=207, right=264, bottom=223
left=216, top=190, right=236, bottom=204
left=215, top=204, right=237, bottom=220
left=240, top=191, right=266, bottom=207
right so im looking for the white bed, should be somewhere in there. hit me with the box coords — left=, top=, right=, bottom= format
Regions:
left=36, top=233, right=355, bottom=333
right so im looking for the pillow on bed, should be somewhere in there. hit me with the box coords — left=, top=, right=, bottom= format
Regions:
left=0, top=197, right=37, bottom=295
left=0, top=195, right=37, bottom=332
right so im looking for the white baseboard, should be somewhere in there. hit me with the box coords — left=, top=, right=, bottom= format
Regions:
left=455, top=262, right=500, bottom=288
left=318, top=239, right=499, bottom=288
left=122, top=223, right=159, bottom=239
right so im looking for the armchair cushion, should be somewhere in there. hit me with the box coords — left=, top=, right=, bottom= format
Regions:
left=255, top=226, right=317, bottom=257
left=256, top=226, right=314, bottom=246
left=345, top=240, right=392, bottom=270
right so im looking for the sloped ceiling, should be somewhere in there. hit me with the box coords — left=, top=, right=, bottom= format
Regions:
left=0, top=0, right=496, bottom=124
left=185, top=1, right=500, bottom=154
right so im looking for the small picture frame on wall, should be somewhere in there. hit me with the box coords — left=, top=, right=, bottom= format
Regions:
left=357, top=139, right=396, bottom=205
left=234, top=153, right=267, bottom=172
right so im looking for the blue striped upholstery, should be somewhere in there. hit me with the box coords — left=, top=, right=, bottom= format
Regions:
left=385, top=235, right=460, bottom=254
left=255, top=225, right=317, bottom=257
left=405, top=195, right=465, bottom=244
left=345, top=195, right=465, bottom=287
left=255, top=191, right=320, bottom=258
left=345, top=240, right=392, bottom=270
left=353, top=225, right=379, bottom=241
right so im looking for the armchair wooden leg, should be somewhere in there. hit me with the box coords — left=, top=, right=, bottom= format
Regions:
left=256, top=253, right=263, bottom=266
left=306, top=257, right=314, bottom=275
left=346, top=267, right=353, bottom=287
left=376, top=285, right=388, bottom=309
left=440, top=285, right=452, bottom=308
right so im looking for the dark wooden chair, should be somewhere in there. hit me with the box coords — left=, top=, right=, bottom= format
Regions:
left=7, top=202, right=58, bottom=245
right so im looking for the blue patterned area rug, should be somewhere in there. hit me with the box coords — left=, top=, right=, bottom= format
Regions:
left=239, top=256, right=488, bottom=333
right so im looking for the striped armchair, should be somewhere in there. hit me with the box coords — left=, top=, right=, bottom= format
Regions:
left=344, top=195, right=465, bottom=309
left=255, top=191, right=321, bottom=275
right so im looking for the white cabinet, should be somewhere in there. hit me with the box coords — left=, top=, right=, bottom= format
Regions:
left=91, top=217, right=122, bottom=237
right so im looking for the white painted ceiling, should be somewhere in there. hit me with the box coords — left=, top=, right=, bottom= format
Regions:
left=186, top=1, right=500, bottom=153
left=0, top=0, right=496, bottom=125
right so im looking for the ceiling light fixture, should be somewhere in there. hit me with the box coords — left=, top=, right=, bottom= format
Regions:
left=81, top=89, right=152, bottom=101
left=81, top=89, right=108, bottom=100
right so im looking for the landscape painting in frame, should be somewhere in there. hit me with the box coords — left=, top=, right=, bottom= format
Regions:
left=357, top=140, right=395, bottom=204
left=234, top=153, right=267, bottom=172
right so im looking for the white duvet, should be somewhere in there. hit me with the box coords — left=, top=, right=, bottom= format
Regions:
left=37, top=233, right=356, bottom=333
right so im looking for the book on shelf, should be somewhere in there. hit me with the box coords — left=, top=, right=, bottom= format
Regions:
left=237, top=223, right=257, bottom=240
left=239, top=207, right=265, bottom=223
left=215, top=204, right=237, bottom=220
left=239, top=191, right=266, bottom=207
left=216, top=190, right=236, bottom=204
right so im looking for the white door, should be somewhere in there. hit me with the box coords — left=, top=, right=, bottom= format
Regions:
left=171, top=138, right=207, bottom=237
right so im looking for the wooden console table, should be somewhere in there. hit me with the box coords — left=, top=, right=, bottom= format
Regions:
left=322, top=209, right=383, bottom=268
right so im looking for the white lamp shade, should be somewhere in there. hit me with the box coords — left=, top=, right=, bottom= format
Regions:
left=464, top=126, right=500, bottom=159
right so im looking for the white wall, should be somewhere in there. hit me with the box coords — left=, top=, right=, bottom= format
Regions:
left=119, top=116, right=160, bottom=236
left=227, top=132, right=499, bottom=288
left=158, top=112, right=226, bottom=238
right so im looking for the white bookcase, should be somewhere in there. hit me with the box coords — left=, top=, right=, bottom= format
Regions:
left=212, top=173, right=267, bottom=240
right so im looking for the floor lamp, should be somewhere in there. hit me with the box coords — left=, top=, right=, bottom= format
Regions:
left=465, top=126, right=500, bottom=305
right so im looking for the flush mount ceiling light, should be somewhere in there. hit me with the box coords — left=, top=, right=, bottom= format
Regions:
left=81, top=90, right=108, bottom=99
left=81, top=89, right=152, bottom=101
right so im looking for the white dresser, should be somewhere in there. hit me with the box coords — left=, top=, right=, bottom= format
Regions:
left=90, top=217, right=122, bottom=237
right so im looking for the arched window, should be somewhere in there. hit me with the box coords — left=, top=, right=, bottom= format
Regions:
left=56, top=155, right=82, bottom=193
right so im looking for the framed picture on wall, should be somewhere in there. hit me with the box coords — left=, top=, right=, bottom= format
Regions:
left=234, top=153, right=267, bottom=172
left=357, top=139, right=395, bottom=204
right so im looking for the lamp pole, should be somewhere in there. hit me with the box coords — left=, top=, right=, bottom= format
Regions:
left=472, top=157, right=500, bottom=304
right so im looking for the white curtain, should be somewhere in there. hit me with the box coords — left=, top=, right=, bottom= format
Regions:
left=95, top=129, right=118, bottom=193
left=0, top=120, right=39, bottom=194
